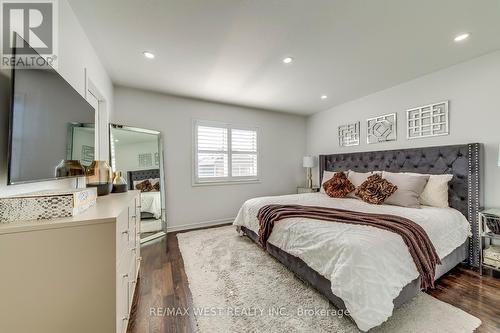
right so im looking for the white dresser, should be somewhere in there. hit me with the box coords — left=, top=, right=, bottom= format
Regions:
left=0, top=191, right=141, bottom=333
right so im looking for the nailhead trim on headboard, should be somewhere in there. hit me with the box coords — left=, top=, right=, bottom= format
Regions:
left=319, top=143, right=482, bottom=267
left=467, top=143, right=481, bottom=267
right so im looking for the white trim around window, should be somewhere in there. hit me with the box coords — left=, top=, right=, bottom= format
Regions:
left=193, top=120, right=260, bottom=186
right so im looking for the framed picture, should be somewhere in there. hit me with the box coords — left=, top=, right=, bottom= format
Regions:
left=407, top=101, right=449, bottom=139
left=367, top=113, right=397, bottom=144
left=338, top=122, right=360, bottom=147
left=81, top=145, right=94, bottom=166
left=138, top=153, right=153, bottom=167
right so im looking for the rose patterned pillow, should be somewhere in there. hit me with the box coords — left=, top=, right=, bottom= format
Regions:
left=323, top=172, right=355, bottom=198
left=355, top=174, right=398, bottom=204
left=134, top=179, right=153, bottom=192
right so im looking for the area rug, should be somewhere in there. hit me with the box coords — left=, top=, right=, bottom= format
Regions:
left=177, top=226, right=481, bottom=333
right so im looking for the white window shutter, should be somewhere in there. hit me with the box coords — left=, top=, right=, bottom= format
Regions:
left=195, top=122, right=258, bottom=183
left=196, top=126, right=228, bottom=178
left=231, top=129, right=257, bottom=177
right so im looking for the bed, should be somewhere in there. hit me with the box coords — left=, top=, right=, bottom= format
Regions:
left=128, top=169, right=162, bottom=219
left=233, top=143, right=481, bottom=331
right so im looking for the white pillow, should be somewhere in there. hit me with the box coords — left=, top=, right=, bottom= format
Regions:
left=320, top=171, right=349, bottom=193
left=382, top=171, right=429, bottom=208
left=406, top=173, right=453, bottom=208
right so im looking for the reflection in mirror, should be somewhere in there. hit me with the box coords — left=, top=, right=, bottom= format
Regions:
left=67, top=123, right=95, bottom=167
left=110, top=124, right=166, bottom=243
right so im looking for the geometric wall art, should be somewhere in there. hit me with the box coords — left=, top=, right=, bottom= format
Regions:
left=407, top=101, right=449, bottom=139
left=338, top=121, right=360, bottom=147
left=366, top=113, right=397, bottom=144
left=138, top=153, right=153, bottom=168
left=81, top=145, right=94, bottom=166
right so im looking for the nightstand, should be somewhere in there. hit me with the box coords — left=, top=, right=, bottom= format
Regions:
left=297, top=187, right=320, bottom=194
left=479, top=209, right=500, bottom=275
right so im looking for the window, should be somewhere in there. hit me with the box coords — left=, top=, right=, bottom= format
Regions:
left=194, top=121, right=259, bottom=184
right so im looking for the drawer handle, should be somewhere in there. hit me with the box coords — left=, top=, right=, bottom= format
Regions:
left=121, top=230, right=129, bottom=235
left=122, top=273, right=128, bottom=278
left=122, top=316, right=129, bottom=321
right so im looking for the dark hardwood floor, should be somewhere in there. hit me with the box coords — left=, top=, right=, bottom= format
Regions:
left=128, top=229, right=500, bottom=333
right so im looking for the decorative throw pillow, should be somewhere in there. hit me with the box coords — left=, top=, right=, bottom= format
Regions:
left=420, top=174, right=453, bottom=207
left=320, top=171, right=349, bottom=193
left=153, top=181, right=160, bottom=192
left=406, top=173, right=453, bottom=208
left=346, top=170, right=381, bottom=198
left=382, top=171, right=429, bottom=208
left=323, top=172, right=355, bottom=198
left=134, top=179, right=153, bottom=192
left=355, top=174, right=398, bottom=205
left=149, top=178, right=161, bottom=192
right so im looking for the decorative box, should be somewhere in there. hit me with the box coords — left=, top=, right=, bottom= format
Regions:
left=483, top=246, right=500, bottom=268
left=0, top=188, right=97, bottom=223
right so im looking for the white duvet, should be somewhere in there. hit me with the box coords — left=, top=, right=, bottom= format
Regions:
left=233, top=193, right=471, bottom=331
left=140, top=192, right=162, bottom=219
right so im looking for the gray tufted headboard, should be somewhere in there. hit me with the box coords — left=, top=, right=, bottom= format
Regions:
left=319, top=143, right=482, bottom=267
left=127, top=169, right=161, bottom=190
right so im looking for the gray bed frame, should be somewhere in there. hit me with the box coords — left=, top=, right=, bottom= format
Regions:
left=127, top=168, right=161, bottom=219
left=239, top=143, right=482, bottom=326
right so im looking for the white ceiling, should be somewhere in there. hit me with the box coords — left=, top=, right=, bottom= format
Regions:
left=68, top=0, right=500, bottom=115
left=111, top=128, right=158, bottom=145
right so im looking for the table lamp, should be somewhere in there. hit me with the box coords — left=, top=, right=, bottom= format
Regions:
left=303, top=156, right=314, bottom=188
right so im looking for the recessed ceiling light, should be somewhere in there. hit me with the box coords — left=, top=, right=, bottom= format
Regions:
left=454, top=33, right=470, bottom=42
left=321, top=95, right=328, bottom=100
left=143, top=51, right=155, bottom=59
left=282, top=57, right=293, bottom=64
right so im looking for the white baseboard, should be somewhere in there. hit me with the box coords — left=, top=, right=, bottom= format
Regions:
left=167, top=217, right=235, bottom=233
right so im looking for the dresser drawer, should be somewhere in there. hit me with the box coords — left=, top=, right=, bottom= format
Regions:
left=127, top=253, right=137, bottom=308
left=127, top=205, right=136, bottom=246
left=116, top=260, right=130, bottom=333
left=117, top=197, right=140, bottom=266
left=116, top=212, right=130, bottom=265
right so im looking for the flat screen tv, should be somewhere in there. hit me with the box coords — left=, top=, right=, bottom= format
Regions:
left=7, top=41, right=95, bottom=184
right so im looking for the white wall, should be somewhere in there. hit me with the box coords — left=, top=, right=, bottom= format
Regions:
left=114, top=140, right=159, bottom=173
left=0, top=0, right=113, bottom=196
left=113, top=87, right=307, bottom=230
left=307, top=50, right=500, bottom=208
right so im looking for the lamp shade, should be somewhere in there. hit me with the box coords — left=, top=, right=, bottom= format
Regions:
left=303, top=156, right=314, bottom=168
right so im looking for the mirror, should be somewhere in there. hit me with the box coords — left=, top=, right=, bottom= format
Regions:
left=67, top=123, right=95, bottom=167
left=109, top=124, right=166, bottom=243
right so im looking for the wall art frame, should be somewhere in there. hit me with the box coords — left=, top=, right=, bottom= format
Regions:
left=406, top=101, right=449, bottom=139
left=366, top=113, right=397, bottom=144
left=338, top=122, right=360, bottom=147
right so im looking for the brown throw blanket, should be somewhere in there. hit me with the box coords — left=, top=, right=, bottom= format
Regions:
left=257, top=204, right=441, bottom=289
